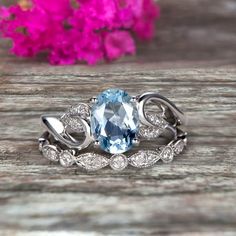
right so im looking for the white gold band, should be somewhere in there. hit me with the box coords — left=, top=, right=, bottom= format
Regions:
left=38, top=90, right=187, bottom=171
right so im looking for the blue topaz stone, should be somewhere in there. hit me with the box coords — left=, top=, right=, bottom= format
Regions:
left=91, top=89, right=139, bottom=154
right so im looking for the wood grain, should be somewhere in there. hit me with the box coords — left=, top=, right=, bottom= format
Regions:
left=0, top=0, right=236, bottom=235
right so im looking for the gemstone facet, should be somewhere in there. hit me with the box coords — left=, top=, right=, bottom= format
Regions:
left=160, top=146, right=174, bottom=163
left=173, top=139, right=185, bottom=154
left=110, top=154, right=128, bottom=171
left=42, top=145, right=59, bottom=162
left=59, top=150, right=75, bottom=167
left=91, top=89, right=139, bottom=154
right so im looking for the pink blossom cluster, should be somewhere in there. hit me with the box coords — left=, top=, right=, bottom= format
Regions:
left=0, top=0, right=160, bottom=65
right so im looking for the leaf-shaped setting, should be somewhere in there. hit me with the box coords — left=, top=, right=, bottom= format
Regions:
left=145, top=112, right=168, bottom=128
left=129, top=150, right=160, bottom=168
left=110, top=154, right=128, bottom=171
left=60, top=114, right=84, bottom=132
left=60, top=103, right=90, bottom=132
left=172, top=139, right=186, bottom=155
left=160, top=146, right=174, bottom=163
left=59, top=150, right=76, bottom=167
left=67, top=103, right=90, bottom=119
left=42, top=145, right=59, bottom=162
left=76, top=153, right=109, bottom=171
left=139, top=126, right=164, bottom=140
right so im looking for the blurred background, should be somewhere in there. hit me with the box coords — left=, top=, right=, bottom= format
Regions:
left=1, top=0, right=236, bottom=66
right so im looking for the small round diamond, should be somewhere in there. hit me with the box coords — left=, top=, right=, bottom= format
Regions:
left=61, top=103, right=90, bottom=132
left=134, top=152, right=146, bottom=166
left=146, top=113, right=167, bottom=128
left=68, top=103, right=90, bottom=119
left=174, top=140, right=185, bottom=154
left=59, top=151, right=75, bottom=167
left=110, top=154, right=128, bottom=171
left=42, top=145, right=59, bottom=162
left=160, top=146, right=174, bottom=163
left=61, top=115, right=84, bottom=132
left=139, top=126, right=163, bottom=139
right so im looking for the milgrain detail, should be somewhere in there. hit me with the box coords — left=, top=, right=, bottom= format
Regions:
left=38, top=90, right=188, bottom=171
left=40, top=141, right=186, bottom=171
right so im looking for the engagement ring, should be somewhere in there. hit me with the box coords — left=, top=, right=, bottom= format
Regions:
left=38, top=89, right=187, bottom=171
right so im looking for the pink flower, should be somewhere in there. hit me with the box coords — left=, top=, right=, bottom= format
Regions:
left=49, top=30, right=77, bottom=65
left=104, top=31, right=135, bottom=60
left=33, top=0, right=72, bottom=21
left=0, top=0, right=160, bottom=65
left=75, top=31, right=104, bottom=65
left=133, top=0, right=160, bottom=40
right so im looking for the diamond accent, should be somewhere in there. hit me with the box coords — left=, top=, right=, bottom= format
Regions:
left=67, top=103, right=90, bottom=119
left=39, top=90, right=188, bottom=171
left=42, top=145, right=59, bottom=162
left=76, top=153, right=109, bottom=171
left=61, top=103, right=90, bottom=132
left=129, top=150, right=160, bottom=168
left=110, top=154, right=128, bottom=171
left=139, top=126, right=164, bottom=139
left=160, top=146, right=174, bottom=163
left=59, top=150, right=75, bottom=167
left=39, top=139, right=49, bottom=152
left=146, top=112, right=167, bottom=128
left=173, top=139, right=185, bottom=155
left=61, top=115, right=84, bottom=132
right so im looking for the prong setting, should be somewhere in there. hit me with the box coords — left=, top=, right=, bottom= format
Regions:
left=131, top=96, right=138, bottom=103
left=89, top=97, right=98, bottom=104
left=39, top=90, right=187, bottom=171
left=133, top=137, right=140, bottom=146
left=93, top=140, right=100, bottom=148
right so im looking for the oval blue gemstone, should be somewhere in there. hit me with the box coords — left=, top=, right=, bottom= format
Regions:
left=91, top=89, right=139, bottom=154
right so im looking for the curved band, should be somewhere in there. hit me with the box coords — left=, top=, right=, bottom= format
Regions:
left=137, top=92, right=187, bottom=126
left=38, top=91, right=187, bottom=171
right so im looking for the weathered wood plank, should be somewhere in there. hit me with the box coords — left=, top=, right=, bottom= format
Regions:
left=0, top=191, right=235, bottom=235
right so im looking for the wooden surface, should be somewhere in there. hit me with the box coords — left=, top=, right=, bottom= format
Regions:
left=0, top=0, right=236, bottom=235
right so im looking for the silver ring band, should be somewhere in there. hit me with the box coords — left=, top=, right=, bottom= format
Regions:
left=38, top=89, right=187, bottom=171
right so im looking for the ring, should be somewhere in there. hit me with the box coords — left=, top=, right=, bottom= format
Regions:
left=38, top=89, right=187, bottom=171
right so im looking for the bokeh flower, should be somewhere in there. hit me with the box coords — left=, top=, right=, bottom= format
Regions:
left=0, top=0, right=160, bottom=65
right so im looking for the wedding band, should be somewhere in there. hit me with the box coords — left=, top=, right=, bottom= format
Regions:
left=38, top=89, right=187, bottom=171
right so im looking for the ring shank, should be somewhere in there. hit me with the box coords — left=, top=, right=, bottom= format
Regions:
left=38, top=91, right=187, bottom=168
